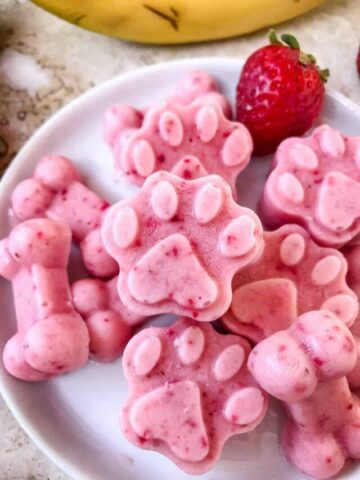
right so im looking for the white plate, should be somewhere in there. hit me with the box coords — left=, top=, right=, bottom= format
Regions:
left=1, top=58, right=360, bottom=480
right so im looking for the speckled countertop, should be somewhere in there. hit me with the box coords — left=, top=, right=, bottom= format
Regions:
left=0, top=0, right=359, bottom=478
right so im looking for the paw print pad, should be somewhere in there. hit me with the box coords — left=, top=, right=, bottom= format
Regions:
left=102, top=171, right=264, bottom=321
left=104, top=91, right=252, bottom=196
left=261, top=125, right=360, bottom=247
left=222, top=224, right=358, bottom=343
left=121, top=318, right=268, bottom=474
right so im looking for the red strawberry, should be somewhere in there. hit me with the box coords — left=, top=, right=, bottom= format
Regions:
left=357, top=47, right=360, bottom=78
left=236, top=30, right=329, bottom=156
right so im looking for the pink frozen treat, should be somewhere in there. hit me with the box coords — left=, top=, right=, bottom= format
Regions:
left=103, top=71, right=231, bottom=149
left=342, top=244, right=360, bottom=388
left=249, top=311, right=360, bottom=479
left=167, top=71, right=232, bottom=118
left=121, top=317, right=268, bottom=474
left=0, top=218, right=89, bottom=381
left=11, top=156, right=118, bottom=278
left=168, top=71, right=223, bottom=107
left=103, top=82, right=251, bottom=196
left=71, top=277, right=146, bottom=362
left=102, top=171, right=264, bottom=321
left=222, top=224, right=358, bottom=343
left=260, top=125, right=360, bottom=247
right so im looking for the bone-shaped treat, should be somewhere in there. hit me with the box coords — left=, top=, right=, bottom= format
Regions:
left=71, top=277, right=146, bottom=362
left=0, top=218, right=89, bottom=381
left=249, top=311, right=359, bottom=479
left=11, top=156, right=118, bottom=278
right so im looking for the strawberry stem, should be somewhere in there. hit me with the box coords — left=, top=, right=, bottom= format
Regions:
left=268, top=29, right=330, bottom=83
left=281, top=33, right=300, bottom=50
left=319, top=68, right=330, bottom=82
left=268, top=29, right=282, bottom=46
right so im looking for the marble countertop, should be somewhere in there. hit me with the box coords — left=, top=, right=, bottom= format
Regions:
left=0, top=0, right=359, bottom=478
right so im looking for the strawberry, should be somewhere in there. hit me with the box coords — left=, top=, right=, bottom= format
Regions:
left=236, top=30, right=329, bottom=156
left=357, top=46, right=360, bottom=78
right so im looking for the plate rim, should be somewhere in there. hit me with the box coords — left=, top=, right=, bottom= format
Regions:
left=1, top=56, right=360, bottom=480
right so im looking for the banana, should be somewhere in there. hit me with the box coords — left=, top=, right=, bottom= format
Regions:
left=31, top=0, right=326, bottom=45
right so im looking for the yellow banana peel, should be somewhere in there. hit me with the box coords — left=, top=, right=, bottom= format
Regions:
left=31, top=0, right=327, bottom=44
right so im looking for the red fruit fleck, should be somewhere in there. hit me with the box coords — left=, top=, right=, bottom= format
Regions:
left=236, top=30, right=329, bottom=156
left=343, top=336, right=354, bottom=352
left=296, top=322, right=307, bottom=333
left=313, top=357, right=324, bottom=367
left=357, top=47, right=360, bottom=78
left=200, top=437, right=208, bottom=448
left=294, top=383, right=307, bottom=393
left=186, top=419, right=197, bottom=428
left=227, top=234, right=236, bottom=244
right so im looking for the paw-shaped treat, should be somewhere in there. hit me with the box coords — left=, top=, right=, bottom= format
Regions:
left=168, top=71, right=226, bottom=108
left=11, top=156, right=118, bottom=278
left=71, top=277, right=146, bottom=362
left=260, top=125, right=360, bottom=247
left=121, top=318, right=268, bottom=474
left=102, top=171, right=264, bottom=321
left=103, top=71, right=231, bottom=150
left=0, top=218, right=89, bottom=381
left=222, top=224, right=358, bottom=343
left=341, top=244, right=360, bottom=388
left=104, top=83, right=251, bottom=196
left=249, top=311, right=360, bottom=479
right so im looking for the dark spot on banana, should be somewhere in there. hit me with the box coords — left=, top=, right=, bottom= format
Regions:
left=143, top=4, right=179, bottom=31
left=72, top=14, right=88, bottom=25
left=170, top=7, right=179, bottom=17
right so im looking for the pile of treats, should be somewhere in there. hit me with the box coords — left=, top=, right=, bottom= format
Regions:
left=3, top=71, right=360, bottom=480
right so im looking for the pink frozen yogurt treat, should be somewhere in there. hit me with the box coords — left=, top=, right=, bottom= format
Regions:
left=342, top=244, right=360, bottom=388
left=121, top=317, right=268, bottom=474
left=11, top=156, right=118, bottom=278
left=260, top=125, right=360, bottom=247
left=103, top=78, right=251, bottom=196
left=103, top=71, right=231, bottom=149
left=249, top=311, right=360, bottom=479
left=0, top=218, right=89, bottom=381
left=222, top=224, right=358, bottom=343
left=168, top=71, right=225, bottom=107
left=71, top=277, right=146, bottom=362
left=101, top=171, right=264, bottom=321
